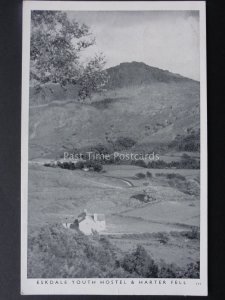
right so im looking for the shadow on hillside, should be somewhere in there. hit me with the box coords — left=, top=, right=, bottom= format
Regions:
left=89, top=97, right=130, bottom=109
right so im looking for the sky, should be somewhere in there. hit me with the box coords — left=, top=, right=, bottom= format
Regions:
left=68, top=11, right=200, bottom=80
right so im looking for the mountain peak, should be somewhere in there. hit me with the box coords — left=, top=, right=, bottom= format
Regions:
left=119, top=61, right=146, bottom=66
left=106, top=61, right=191, bottom=89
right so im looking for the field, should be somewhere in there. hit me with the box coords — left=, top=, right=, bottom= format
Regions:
left=28, top=163, right=200, bottom=268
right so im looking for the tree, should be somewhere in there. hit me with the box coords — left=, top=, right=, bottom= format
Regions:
left=120, top=245, right=158, bottom=277
left=113, top=136, right=136, bottom=150
left=78, top=55, right=108, bottom=100
left=30, top=11, right=108, bottom=100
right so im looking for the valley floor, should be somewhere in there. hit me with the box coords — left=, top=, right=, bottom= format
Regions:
left=28, top=163, right=200, bottom=268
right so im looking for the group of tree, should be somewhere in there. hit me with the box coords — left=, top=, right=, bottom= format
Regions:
left=169, top=130, right=200, bottom=152
left=30, top=11, right=108, bottom=100
left=28, top=224, right=200, bottom=279
left=45, top=159, right=103, bottom=172
left=146, top=154, right=200, bottom=169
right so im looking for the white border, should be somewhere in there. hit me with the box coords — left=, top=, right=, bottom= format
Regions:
left=21, top=1, right=207, bottom=295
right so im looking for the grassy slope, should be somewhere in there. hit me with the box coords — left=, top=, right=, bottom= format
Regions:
left=29, top=81, right=200, bottom=159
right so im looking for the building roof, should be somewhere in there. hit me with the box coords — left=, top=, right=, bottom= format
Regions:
left=94, top=214, right=105, bottom=221
left=76, top=211, right=105, bottom=224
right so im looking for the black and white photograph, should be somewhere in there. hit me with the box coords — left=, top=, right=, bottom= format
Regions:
left=21, top=1, right=207, bottom=295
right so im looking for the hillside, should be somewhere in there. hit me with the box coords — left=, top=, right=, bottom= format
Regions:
left=28, top=62, right=200, bottom=278
left=29, top=62, right=200, bottom=159
left=105, top=62, right=193, bottom=89
left=29, top=61, right=196, bottom=105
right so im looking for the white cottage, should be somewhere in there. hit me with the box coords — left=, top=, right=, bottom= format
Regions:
left=76, top=210, right=106, bottom=235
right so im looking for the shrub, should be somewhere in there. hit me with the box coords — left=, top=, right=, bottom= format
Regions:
left=146, top=171, right=152, bottom=178
left=120, top=245, right=159, bottom=278
left=147, top=160, right=168, bottom=169
left=132, top=159, right=147, bottom=168
left=75, top=161, right=85, bottom=169
left=166, top=173, right=186, bottom=181
left=131, top=194, right=146, bottom=202
left=135, top=172, right=146, bottom=179
left=180, top=154, right=200, bottom=169
left=155, top=173, right=186, bottom=181
left=182, top=227, right=200, bottom=240
left=181, top=153, right=190, bottom=160
left=155, top=232, right=169, bottom=244
left=44, top=163, right=51, bottom=167
left=158, top=262, right=183, bottom=278
left=92, top=143, right=111, bottom=155
left=113, top=137, right=136, bottom=151
left=155, top=173, right=165, bottom=177
left=182, top=261, right=200, bottom=278
left=158, top=260, right=199, bottom=279
left=130, top=193, right=156, bottom=203
left=106, top=267, right=132, bottom=278
left=64, top=162, right=76, bottom=170
left=86, top=160, right=103, bottom=172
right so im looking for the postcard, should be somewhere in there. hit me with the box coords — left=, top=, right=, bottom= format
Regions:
left=21, top=1, right=207, bottom=295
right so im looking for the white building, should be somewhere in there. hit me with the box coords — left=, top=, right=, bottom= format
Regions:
left=76, top=210, right=106, bottom=235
